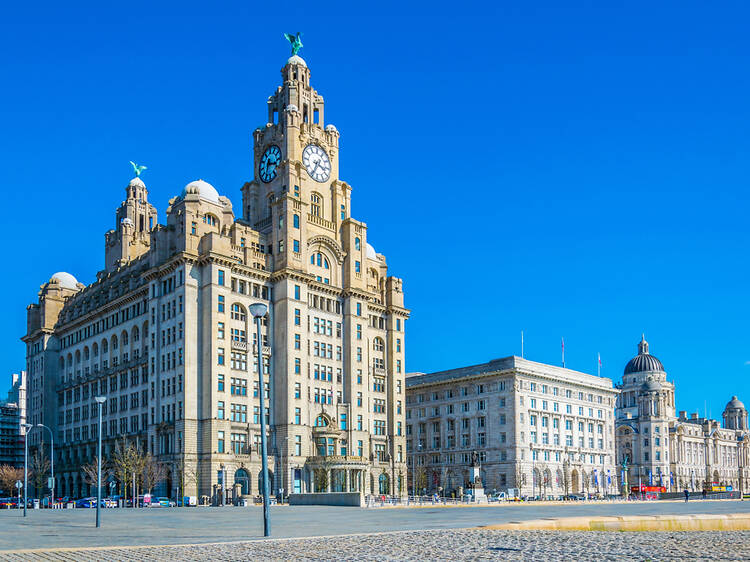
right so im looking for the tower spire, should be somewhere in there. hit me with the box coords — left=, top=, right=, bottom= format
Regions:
left=638, top=334, right=649, bottom=355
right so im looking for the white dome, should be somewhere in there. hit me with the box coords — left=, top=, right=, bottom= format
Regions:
left=129, top=177, right=145, bottom=187
left=366, top=243, right=377, bottom=260
left=181, top=179, right=221, bottom=205
left=287, top=55, right=307, bottom=67
left=50, top=272, right=78, bottom=290
left=325, top=124, right=338, bottom=133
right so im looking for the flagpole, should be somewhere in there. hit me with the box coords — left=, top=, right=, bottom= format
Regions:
left=597, top=353, right=601, bottom=377
left=561, top=337, right=565, bottom=368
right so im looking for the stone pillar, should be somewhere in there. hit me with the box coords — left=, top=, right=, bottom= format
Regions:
left=346, top=469, right=351, bottom=492
left=326, top=469, right=331, bottom=492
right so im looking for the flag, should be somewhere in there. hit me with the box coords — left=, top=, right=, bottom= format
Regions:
left=607, top=470, right=611, bottom=486
left=594, top=469, right=598, bottom=486
left=649, top=471, right=653, bottom=485
left=597, top=352, right=602, bottom=376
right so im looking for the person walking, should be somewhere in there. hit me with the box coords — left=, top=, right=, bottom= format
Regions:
left=684, top=488, right=689, bottom=502
left=702, top=489, right=707, bottom=500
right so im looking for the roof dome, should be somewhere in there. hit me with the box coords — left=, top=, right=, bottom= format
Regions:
left=49, top=272, right=79, bottom=290
left=725, top=396, right=746, bottom=411
left=624, top=335, right=665, bottom=375
left=366, top=243, right=377, bottom=260
left=181, top=179, right=221, bottom=205
left=129, top=177, right=145, bottom=187
left=287, top=55, right=307, bottom=67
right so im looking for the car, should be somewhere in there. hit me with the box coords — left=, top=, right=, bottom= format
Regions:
left=564, top=494, right=585, bottom=501
left=75, top=497, right=97, bottom=508
left=152, top=497, right=175, bottom=508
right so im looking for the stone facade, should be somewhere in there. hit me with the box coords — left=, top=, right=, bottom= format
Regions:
left=615, top=336, right=749, bottom=494
left=406, top=357, right=619, bottom=498
left=0, top=371, right=26, bottom=468
left=22, top=52, right=409, bottom=500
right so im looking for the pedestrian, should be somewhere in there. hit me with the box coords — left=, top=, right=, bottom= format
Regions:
left=684, top=488, right=689, bottom=502
left=702, top=489, right=707, bottom=500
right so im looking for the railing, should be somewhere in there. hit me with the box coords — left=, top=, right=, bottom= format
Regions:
left=252, top=344, right=272, bottom=356
left=307, top=213, right=335, bottom=231
left=231, top=340, right=248, bottom=351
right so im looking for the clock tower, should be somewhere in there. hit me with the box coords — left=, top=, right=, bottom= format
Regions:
left=241, top=48, right=410, bottom=497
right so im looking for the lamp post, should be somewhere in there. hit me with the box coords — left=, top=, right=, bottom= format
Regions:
left=250, top=302, right=271, bottom=537
left=411, top=442, right=421, bottom=496
left=738, top=434, right=746, bottom=501
left=35, top=424, right=54, bottom=508
left=280, top=436, right=290, bottom=504
left=22, top=423, right=32, bottom=517
left=94, top=396, right=107, bottom=527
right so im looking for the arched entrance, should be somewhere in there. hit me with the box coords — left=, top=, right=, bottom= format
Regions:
left=571, top=469, right=580, bottom=494
left=235, top=468, right=250, bottom=496
left=378, top=473, right=389, bottom=495
left=258, top=470, right=274, bottom=495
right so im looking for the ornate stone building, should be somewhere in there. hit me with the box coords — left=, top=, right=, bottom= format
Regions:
left=22, top=50, right=409, bottom=500
left=615, top=336, right=749, bottom=493
left=406, top=356, right=619, bottom=498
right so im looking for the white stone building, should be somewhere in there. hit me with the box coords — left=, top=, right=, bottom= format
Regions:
left=22, top=50, right=409, bottom=501
left=406, top=356, right=619, bottom=498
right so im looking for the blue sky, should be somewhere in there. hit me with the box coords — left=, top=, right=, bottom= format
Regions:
left=2, top=1, right=748, bottom=418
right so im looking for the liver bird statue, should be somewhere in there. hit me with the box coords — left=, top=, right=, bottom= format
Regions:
left=130, top=161, right=147, bottom=177
left=284, top=32, right=303, bottom=56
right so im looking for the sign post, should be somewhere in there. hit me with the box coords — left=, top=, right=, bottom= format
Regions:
left=15, top=481, right=22, bottom=509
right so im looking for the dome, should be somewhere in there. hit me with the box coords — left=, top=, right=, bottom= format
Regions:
left=624, top=335, right=665, bottom=375
left=49, top=272, right=78, bottom=290
left=641, top=379, right=662, bottom=392
left=129, top=177, right=145, bottom=188
left=287, top=55, right=307, bottom=67
left=181, top=179, right=221, bottom=205
left=725, top=396, right=746, bottom=411
left=366, top=243, right=377, bottom=260
left=325, top=124, right=338, bottom=133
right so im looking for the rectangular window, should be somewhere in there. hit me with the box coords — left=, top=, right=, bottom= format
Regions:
left=217, top=401, right=225, bottom=419
left=355, top=261, right=361, bottom=273
left=218, top=270, right=225, bottom=285
left=217, top=322, right=225, bottom=339
left=294, top=308, right=301, bottom=326
left=294, top=407, right=301, bottom=424
left=294, top=285, right=300, bottom=300
left=218, top=347, right=225, bottom=365
left=218, top=295, right=225, bottom=313
left=293, top=214, right=300, bottom=228
left=293, top=239, right=300, bottom=253
left=217, top=431, right=225, bottom=453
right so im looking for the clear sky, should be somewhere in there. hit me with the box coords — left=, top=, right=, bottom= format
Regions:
left=2, top=1, right=748, bottom=418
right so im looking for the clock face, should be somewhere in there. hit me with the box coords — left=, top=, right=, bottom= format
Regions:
left=302, top=144, right=331, bottom=183
left=259, top=145, right=281, bottom=183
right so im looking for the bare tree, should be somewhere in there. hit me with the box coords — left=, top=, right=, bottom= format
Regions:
left=414, top=466, right=427, bottom=494
left=142, top=454, right=168, bottom=494
left=174, top=457, right=197, bottom=502
left=0, top=465, right=23, bottom=496
left=29, top=451, right=50, bottom=498
left=112, top=437, right=145, bottom=503
left=81, top=456, right=111, bottom=491
left=513, top=464, right=527, bottom=497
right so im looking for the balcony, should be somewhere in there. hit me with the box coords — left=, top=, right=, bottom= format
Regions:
left=252, top=344, right=272, bottom=356
left=231, top=340, right=248, bottom=351
left=307, top=213, right=334, bottom=231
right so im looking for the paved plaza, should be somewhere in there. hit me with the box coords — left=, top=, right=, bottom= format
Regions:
left=0, top=500, right=750, bottom=559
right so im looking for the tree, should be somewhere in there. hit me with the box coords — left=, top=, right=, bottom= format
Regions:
left=112, top=437, right=145, bottom=504
left=513, top=464, right=527, bottom=497
left=29, top=451, right=50, bottom=498
left=414, top=466, right=427, bottom=495
left=0, top=465, right=23, bottom=496
left=175, top=457, right=197, bottom=502
left=142, top=454, right=168, bottom=494
left=81, top=457, right=111, bottom=492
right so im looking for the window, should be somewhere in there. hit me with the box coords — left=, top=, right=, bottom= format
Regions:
left=340, top=204, right=346, bottom=219
left=217, top=322, right=225, bottom=339
left=294, top=309, right=301, bottom=326
left=311, top=193, right=321, bottom=217
left=293, top=239, right=300, bottom=253
left=354, top=237, right=360, bottom=250
left=294, top=285, right=301, bottom=300
left=294, top=407, right=301, bottom=424
left=231, top=304, right=246, bottom=321
left=218, top=270, right=225, bottom=285
left=217, top=431, right=225, bottom=453
left=217, top=374, right=225, bottom=392
left=217, top=401, right=225, bottom=419
left=310, top=252, right=329, bottom=269
left=293, top=214, right=300, bottom=228
left=218, top=295, right=225, bottom=313
left=355, top=261, right=361, bottom=273
left=217, top=347, right=225, bottom=365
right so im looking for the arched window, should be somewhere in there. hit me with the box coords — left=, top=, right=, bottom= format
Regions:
left=373, top=338, right=384, bottom=352
left=75, top=350, right=81, bottom=364
left=231, top=303, right=247, bottom=322
left=315, top=415, right=329, bottom=427
left=92, top=342, right=99, bottom=357
left=203, top=214, right=218, bottom=227
left=354, top=237, right=360, bottom=251
left=102, top=339, right=108, bottom=354
left=132, top=326, right=140, bottom=342
left=311, top=193, right=322, bottom=217
left=122, top=330, right=129, bottom=346
left=111, top=335, right=118, bottom=351
left=83, top=347, right=90, bottom=361
left=310, top=252, right=329, bottom=269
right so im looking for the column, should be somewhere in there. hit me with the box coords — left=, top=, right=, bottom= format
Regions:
left=347, top=469, right=351, bottom=492
left=326, top=469, right=331, bottom=492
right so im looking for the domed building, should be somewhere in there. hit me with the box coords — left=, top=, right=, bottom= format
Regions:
left=22, top=46, right=410, bottom=503
left=615, top=336, right=749, bottom=496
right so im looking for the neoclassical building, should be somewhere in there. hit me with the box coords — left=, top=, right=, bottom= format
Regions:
left=615, top=336, right=748, bottom=493
left=406, top=356, right=619, bottom=498
left=22, top=49, right=409, bottom=500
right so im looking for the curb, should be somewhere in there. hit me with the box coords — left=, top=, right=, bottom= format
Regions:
left=479, top=513, right=750, bottom=531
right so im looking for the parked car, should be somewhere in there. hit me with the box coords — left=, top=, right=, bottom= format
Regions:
left=564, top=494, right=585, bottom=501
left=76, top=497, right=97, bottom=508
left=152, top=497, right=175, bottom=507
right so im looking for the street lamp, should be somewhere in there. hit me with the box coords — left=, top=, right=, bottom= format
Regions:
left=22, top=423, right=32, bottom=517
left=250, top=302, right=271, bottom=537
left=35, top=424, right=54, bottom=508
left=738, top=434, right=746, bottom=501
left=280, top=436, right=290, bottom=504
left=94, top=396, right=107, bottom=528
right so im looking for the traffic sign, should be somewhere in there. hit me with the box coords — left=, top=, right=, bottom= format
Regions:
left=15, top=481, right=22, bottom=489
left=48, top=477, right=54, bottom=489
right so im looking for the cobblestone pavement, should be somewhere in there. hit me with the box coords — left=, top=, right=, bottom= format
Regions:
left=2, top=529, right=750, bottom=561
